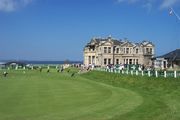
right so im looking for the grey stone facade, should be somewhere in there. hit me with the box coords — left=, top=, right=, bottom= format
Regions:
left=84, top=36, right=155, bottom=67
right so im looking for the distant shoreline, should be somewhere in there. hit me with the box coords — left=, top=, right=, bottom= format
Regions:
left=0, top=60, right=83, bottom=65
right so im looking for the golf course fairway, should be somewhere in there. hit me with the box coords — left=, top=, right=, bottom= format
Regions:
left=0, top=70, right=142, bottom=120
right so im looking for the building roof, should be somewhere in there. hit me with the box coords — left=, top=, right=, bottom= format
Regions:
left=85, top=36, right=153, bottom=48
left=157, top=49, right=180, bottom=61
left=141, top=40, right=155, bottom=46
left=86, top=37, right=122, bottom=46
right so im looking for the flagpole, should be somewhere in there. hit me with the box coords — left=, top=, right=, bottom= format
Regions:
left=170, top=7, right=180, bottom=48
left=171, top=7, right=180, bottom=21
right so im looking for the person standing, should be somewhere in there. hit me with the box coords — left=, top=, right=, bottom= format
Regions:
left=3, top=71, right=8, bottom=77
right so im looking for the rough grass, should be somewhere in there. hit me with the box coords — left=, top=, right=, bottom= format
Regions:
left=81, top=71, right=180, bottom=120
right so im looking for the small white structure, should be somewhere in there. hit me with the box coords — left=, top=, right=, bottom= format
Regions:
left=154, top=58, right=167, bottom=69
left=153, top=49, right=180, bottom=70
left=0, top=62, right=5, bottom=69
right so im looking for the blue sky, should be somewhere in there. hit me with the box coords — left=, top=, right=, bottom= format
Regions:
left=0, top=0, right=180, bottom=61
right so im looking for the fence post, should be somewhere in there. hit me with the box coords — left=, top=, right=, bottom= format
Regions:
left=16, top=66, right=18, bottom=70
left=155, top=71, right=158, bottom=77
left=131, top=70, right=133, bottom=75
left=174, top=71, right=177, bottom=78
left=148, top=71, right=151, bottom=77
left=142, top=71, right=144, bottom=76
left=164, top=71, right=167, bottom=78
left=136, top=70, right=138, bottom=75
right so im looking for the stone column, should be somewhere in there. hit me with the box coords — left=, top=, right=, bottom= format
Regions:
left=91, top=56, right=93, bottom=65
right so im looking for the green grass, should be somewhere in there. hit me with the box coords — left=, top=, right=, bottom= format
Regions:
left=0, top=69, right=180, bottom=120
left=81, top=71, right=180, bottom=120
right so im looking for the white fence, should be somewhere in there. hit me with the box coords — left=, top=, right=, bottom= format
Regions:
left=95, top=68, right=180, bottom=78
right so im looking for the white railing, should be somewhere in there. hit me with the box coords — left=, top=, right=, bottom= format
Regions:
left=95, top=68, right=180, bottom=78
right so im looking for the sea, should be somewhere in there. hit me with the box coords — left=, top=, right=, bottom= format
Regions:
left=0, top=60, right=83, bottom=65
left=25, top=61, right=82, bottom=65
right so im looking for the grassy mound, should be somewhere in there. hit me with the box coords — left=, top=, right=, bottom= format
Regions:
left=81, top=71, right=180, bottom=120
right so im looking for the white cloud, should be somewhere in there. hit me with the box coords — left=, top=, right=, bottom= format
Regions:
left=0, top=0, right=33, bottom=12
left=116, top=0, right=180, bottom=10
left=117, top=0, right=124, bottom=3
left=160, top=0, right=180, bottom=9
left=143, top=2, right=153, bottom=13
left=117, top=0, right=139, bottom=4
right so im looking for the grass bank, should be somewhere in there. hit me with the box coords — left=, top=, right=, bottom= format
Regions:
left=81, top=71, right=180, bottom=120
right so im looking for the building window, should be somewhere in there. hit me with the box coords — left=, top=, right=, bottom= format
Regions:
left=116, top=59, right=119, bottom=65
left=92, top=56, right=95, bottom=64
left=116, top=48, right=119, bottom=54
left=108, top=59, right=111, bottom=65
left=129, top=59, right=132, bottom=64
left=150, top=48, right=152, bottom=54
left=104, top=47, right=107, bottom=53
left=126, top=59, right=128, bottom=64
left=104, top=59, right=107, bottom=65
left=89, top=56, right=91, bottom=64
left=136, top=49, right=138, bottom=54
left=146, top=48, right=149, bottom=54
left=96, top=57, right=99, bottom=62
left=136, top=59, right=138, bottom=64
left=126, top=48, right=129, bottom=54
left=108, top=47, right=111, bottom=53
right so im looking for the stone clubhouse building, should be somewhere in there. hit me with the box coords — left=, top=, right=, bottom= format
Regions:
left=83, top=35, right=155, bottom=67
